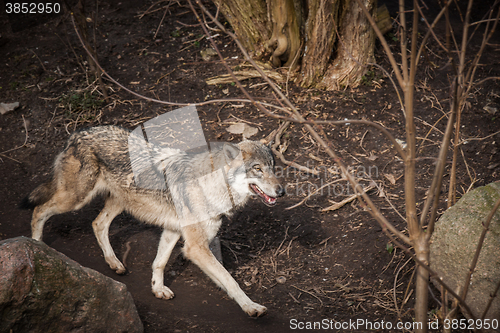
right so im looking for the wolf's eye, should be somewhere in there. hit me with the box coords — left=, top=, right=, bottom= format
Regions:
left=253, top=165, right=262, bottom=172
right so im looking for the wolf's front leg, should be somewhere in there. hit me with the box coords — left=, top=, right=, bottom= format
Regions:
left=151, top=229, right=181, bottom=299
left=182, top=225, right=267, bottom=317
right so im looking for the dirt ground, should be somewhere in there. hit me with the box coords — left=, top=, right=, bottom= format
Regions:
left=1, top=1, right=499, bottom=332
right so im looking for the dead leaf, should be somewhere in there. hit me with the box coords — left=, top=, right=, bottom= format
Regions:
left=227, top=123, right=258, bottom=138
left=384, top=173, right=396, bottom=185
left=395, top=138, right=407, bottom=149
left=483, top=105, right=498, bottom=115
left=200, top=48, right=217, bottom=61
left=0, top=102, right=20, bottom=115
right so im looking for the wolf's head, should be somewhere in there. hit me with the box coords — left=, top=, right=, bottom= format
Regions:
left=223, top=141, right=285, bottom=206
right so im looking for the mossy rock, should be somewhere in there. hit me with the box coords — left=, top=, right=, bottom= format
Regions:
left=0, top=237, right=143, bottom=333
left=430, top=181, right=500, bottom=321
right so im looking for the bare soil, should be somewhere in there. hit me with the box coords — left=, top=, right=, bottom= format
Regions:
left=1, top=1, right=499, bottom=332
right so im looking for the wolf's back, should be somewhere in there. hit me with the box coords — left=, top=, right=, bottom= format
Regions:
left=19, top=126, right=132, bottom=210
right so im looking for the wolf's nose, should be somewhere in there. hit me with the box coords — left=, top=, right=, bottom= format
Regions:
left=277, top=185, right=285, bottom=197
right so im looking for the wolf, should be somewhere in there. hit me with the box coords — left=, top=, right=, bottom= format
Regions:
left=21, top=125, right=285, bottom=317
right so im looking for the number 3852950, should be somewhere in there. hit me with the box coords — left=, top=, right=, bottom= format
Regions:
left=6, top=3, right=61, bottom=14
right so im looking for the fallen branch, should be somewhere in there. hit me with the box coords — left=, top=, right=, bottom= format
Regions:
left=321, top=185, right=375, bottom=212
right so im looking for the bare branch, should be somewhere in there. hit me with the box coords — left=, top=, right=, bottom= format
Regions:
left=420, top=79, right=458, bottom=235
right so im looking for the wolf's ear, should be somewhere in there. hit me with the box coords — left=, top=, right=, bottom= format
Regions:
left=223, top=143, right=241, bottom=161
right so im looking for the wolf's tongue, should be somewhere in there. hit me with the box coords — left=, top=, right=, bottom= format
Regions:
left=251, top=184, right=277, bottom=205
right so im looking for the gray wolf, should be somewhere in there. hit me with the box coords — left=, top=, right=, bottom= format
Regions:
left=21, top=125, right=284, bottom=317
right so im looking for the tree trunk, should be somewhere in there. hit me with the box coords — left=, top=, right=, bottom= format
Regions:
left=319, top=0, right=376, bottom=90
left=212, top=0, right=271, bottom=58
left=212, top=0, right=376, bottom=90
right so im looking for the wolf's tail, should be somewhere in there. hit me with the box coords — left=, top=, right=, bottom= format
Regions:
left=19, top=180, right=55, bottom=210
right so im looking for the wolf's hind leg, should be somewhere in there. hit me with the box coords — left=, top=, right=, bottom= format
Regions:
left=92, top=196, right=125, bottom=274
left=182, top=224, right=267, bottom=317
left=30, top=184, right=86, bottom=241
left=31, top=204, right=58, bottom=241
left=151, top=229, right=181, bottom=299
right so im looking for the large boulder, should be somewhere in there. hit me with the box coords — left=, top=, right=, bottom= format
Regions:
left=430, top=181, right=500, bottom=322
left=0, top=237, right=143, bottom=333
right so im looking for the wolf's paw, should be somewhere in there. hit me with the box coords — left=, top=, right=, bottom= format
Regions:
left=152, top=285, right=175, bottom=300
left=109, top=262, right=126, bottom=275
left=243, top=302, right=267, bottom=317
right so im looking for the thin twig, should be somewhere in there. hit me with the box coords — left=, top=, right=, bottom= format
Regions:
left=0, top=115, right=29, bottom=160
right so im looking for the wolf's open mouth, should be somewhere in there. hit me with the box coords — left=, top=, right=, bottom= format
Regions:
left=250, top=184, right=277, bottom=206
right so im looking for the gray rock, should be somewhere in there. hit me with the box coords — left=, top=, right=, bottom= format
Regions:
left=0, top=237, right=143, bottom=333
left=430, top=182, right=500, bottom=322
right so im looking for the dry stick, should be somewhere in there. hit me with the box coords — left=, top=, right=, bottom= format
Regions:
left=0, top=115, right=29, bottom=162
left=462, top=129, right=500, bottom=143
left=443, top=0, right=451, bottom=51
left=464, top=5, right=500, bottom=94
left=138, top=0, right=171, bottom=19
left=416, top=4, right=449, bottom=53
left=416, top=114, right=448, bottom=153
left=447, top=104, right=462, bottom=207
left=472, top=76, right=500, bottom=89
left=482, top=278, right=500, bottom=320
left=270, top=120, right=319, bottom=175
left=449, top=2, right=500, bottom=208
left=291, top=285, right=323, bottom=306
left=415, top=0, right=453, bottom=66
left=459, top=0, right=474, bottom=84
left=447, top=3, right=468, bottom=207
left=464, top=0, right=500, bottom=51
left=399, top=0, right=409, bottom=85
left=321, top=186, right=375, bottom=212
left=420, top=79, right=458, bottom=233
left=407, top=3, right=430, bottom=329
left=28, top=49, right=47, bottom=71
left=272, top=124, right=318, bottom=175
left=460, top=195, right=500, bottom=316
left=286, top=179, right=345, bottom=210
left=193, top=0, right=411, bottom=244
left=393, top=257, right=414, bottom=319
left=73, top=0, right=108, bottom=100
left=154, top=1, right=173, bottom=40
